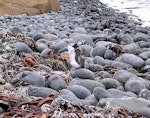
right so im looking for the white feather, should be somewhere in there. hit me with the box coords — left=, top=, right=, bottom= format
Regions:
left=68, top=45, right=80, bottom=68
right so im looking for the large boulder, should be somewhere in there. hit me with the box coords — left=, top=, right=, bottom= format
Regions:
left=0, top=0, right=61, bottom=15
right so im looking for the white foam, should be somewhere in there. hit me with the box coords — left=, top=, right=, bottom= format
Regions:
left=100, top=0, right=150, bottom=26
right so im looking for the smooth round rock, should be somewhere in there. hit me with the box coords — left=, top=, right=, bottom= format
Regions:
left=40, top=48, right=53, bottom=59
left=104, top=49, right=116, bottom=59
left=74, top=27, right=87, bottom=34
left=39, top=64, right=52, bottom=72
left=115, top=53, right=144, bottom=69
left=139, top=89, right=150, bottom=100
left=43, top=34, right=58, bottom=41
left=139, top=51, right=150, bottom=60
left=93, top=56, right=105, bottom=66
left=35, top=42, right=49, bottom=52
left=125, top=79, right=146, bottom=94
left=122, top=43, right=140, bottom=54
left=91, top=45, right=106, bottom=57
left=111, top=61, right=133, bottom=70
left=97, top=71, right=112, bottom=79
left=107, top=89, right=137, bottom=98
left=13, top=42, right=33, bottom=53
left=22, top=71, right=45, bottom=87
left=50, top=40, right=68, bottom=51
left=69, top=78, right=105, bottom=92
left=89, top=63, right=104, bottom=72
left=97, top=97, right=150, bottom=118
left=133, top=33, right=149, bottom=42
left=47, top=74, right=67, bottom=91
left=59, top=89, right=77, bottom=98
left=93, top=87, right=111, bottom=100
left=81, top=45, right=93, bottom=57
left=68, top=85, right=91, bottom=99
left=145, top=59, right=150, bottom=65
left=70, top=68, right=95, bottom=80
left=10, top=27, right=23, bottom=34
left=32, top=32, right=44, bottom=41
left=84, top=94, right=98, bottom=106
left=113, top=70, right=137, bottom=84
left=101, top=78, right=121, bottom=89
left=28, top=86, right=58, bottom=98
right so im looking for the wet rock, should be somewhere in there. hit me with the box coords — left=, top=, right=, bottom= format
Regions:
left=93, top=87, right=111, bottom=100
left=139, top=89, right=150, bottom=100
left=28, top=86, right=58, bottom=98
left=47, top=74, right=67, bottom=91
left=97, top=97, right=150, bottom=118
left=81, top=45, right=93, bottom=57
left=115, top=53, right=144, bottom=69
left=101, top=78, right=121, bottom=89
left=125, top=79, right=146, bottom=94
left=13, top=42, right=33, bottom=53
left=91, top=45, right=107, bottom=57
left=69, top=78, right=105, bottom=92
left=113, top=70, right=136, bottom=84
left=68, top=85, right=91, bottom=99
left=107, top=89, right=137, bottom=98
left=70, top=68, right=95, bottom=80
left=84, top=94, right=98, bottom=106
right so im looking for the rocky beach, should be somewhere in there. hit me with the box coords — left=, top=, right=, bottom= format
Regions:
left=0, top=0, right=150, bottom=117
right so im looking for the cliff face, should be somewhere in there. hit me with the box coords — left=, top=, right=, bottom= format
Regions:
left=0, top=0, right=61, bottom=15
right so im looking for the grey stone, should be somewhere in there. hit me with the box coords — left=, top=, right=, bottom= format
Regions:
left=122, top=43, right=140, bottom=54
left=28, top=86, right=58, bottom=98
left=107, top=89, right=137, bottom=98
left=97, top=97, right=150, bottom=118
left=89, top=63, right=104, bottom=72
left=139, top=89, right=150, bottom=100
left=59, top=89, right=77, bottom=98
left=93, top=87, right=111, bottom=100
left=111, top=61, right=133, bottom=70
left=47, top=74, right=67, bottom=91
left=70, top=68, right=95, bottom=80
left=113, top=70, right=137, bottom=84
left=91, top=45, right=107, bottom=57
left=104, top=49, right=116, bottom=59
left=50, top=40, right=68, bottom=51
left=32, top=32, right=44, bottom=41
left=74, top=27, right=87, bottom=34
left=68, top=85, right=91, bottom=99
left=10, top=27, right=23, bottom=34
left=117, top=33, right=133, bottom=44
left=43, top=34, right=58, bottom=41
left=93, top=56, right=105, bottom=66
left=139, top=51, right=150, bottom=60
left=101, top=78, right=121, bottom=89
left=13, top=42, right=33, bottom=53
left=133, top=33, right=150, bottom=42
left=81, top=45, right=93, bottom=57
left=40, top=49, right=53, bottom=59
left=125, top=79, right=146, bottom=94
left=69, top=78, right=105, bottom=92
left=145, top=59, right=150, bottom=65
left=84, top=94, right=98, bottom=106
left=39, top=64, right=52, bottom=72
left=35, top=42, right=48, bottom=52
left=115, top=53, right=144, bottom=69
left=97, top=71, right=112, bottom=79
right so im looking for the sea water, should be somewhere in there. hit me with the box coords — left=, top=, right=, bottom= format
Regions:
left=100, top=0, right=150, bottom=26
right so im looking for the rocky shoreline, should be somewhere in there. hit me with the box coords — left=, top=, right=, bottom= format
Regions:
left=0, top=0, right=150, bottom=117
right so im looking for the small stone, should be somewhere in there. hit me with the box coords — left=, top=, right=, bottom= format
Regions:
left=70, top=68, right=95, bottom=80
left=93, top=87, right=111, bottom=100
left=68, top=85, right=91, bottom=99
left=69, top=78, right=105, bottom=92
left=91, top=45, right=106, bottom=57
left=139, top=89, right=150, bottom=100
left=47, top=74, right=67, bottom=91
left=28, top=86, right=58, bottom=98
left=125, top=79, right=146, bottom=94
left=101, top=78, right=121, bottom=89
left=84, top=94, right=98, bottom=106
left=89, top=63, right=104, bottom=72
left=93, top=56, right=105, bottom=66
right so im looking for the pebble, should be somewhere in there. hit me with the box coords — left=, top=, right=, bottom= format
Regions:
left=70, top=68, right=95, bottom=80
left=125, top=79, right=146, bottom=94
left=84, top=94, right=98, bottom=106
left=28, top=86, right=58, bottom=98
left=91, top=45, right=107, bottom=57
left=13, top=42, right=33, bottom=53
left=101, top=78, right=121, bottom=89
left=69, top=78, right=105, bottom=92
left=68, top=85, right=91, bottom=99
left=47, top=74, right=67, bottom=91
left=139, top=89, right=150, bottom=100
left=93, top=87, right=111, bottom=100
left=115, top=53, right=145, bottom=69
